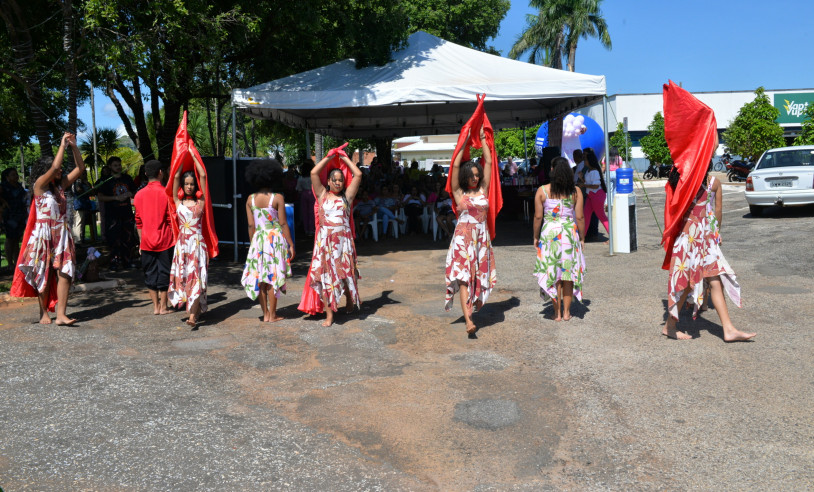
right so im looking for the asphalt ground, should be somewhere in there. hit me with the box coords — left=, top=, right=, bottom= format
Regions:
left=1, top=174, right=813, bottom=490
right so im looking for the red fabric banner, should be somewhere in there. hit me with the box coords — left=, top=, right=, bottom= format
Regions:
left=444, top=94, right=502, bottom=239
left=661, top=80, right=718, bottom=269
left=165, top=111, right=219, bottom=258
left=10, top=201, right=58, bottom=310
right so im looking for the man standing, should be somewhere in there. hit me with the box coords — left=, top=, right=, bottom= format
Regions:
left=133, top=160, right=175, bottom=315
left=97, top=156, right=137, bottom=270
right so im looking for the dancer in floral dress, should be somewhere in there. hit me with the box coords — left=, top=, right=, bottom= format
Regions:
left=241, top=159, right=295, bottom=322
left=13, top=133, right=85, bottom=324
left=169, top=154, right=210, bottom=325
left=663, top=167, right=755, bottom=341
left=532, top=157, right=586, bottom=321
left=309, top=150, right=363, bottom=327
left=445, top=126, right=496, bottom=335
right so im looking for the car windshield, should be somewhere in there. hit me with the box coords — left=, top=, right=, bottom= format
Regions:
left=758, top=149, right=814, bottom=169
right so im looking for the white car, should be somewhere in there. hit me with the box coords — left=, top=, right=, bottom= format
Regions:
left=745, top=146, right=814, bottom=216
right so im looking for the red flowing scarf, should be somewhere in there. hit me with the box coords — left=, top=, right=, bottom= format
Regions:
left=10, top=200, right=58, bottom=310
left=661, top=80, right=718, bottom=269
left=297, top=143, right=357, bottom=315
left=165, top=111, right=219, bottom=258
left=444, top=94, right=502, bottom=239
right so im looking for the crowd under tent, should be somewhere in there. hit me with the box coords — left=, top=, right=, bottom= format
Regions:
left=226, top=31, right=614, bottom=260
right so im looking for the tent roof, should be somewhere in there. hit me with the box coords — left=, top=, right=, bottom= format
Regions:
left=232, top=31, right=606, bottom=139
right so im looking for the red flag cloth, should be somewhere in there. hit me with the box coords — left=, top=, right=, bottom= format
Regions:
left=661, top=80, right=718, bottom=269
left=444, top=94, right=503, bottom=239
left=165, top=111, right=219, bottom=258
left=297, top=143, right=357, bottom=315
left=10, top=201, right=58, bottom=310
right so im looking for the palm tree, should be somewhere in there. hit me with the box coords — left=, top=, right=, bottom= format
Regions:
left=80, top=127, right=124, bottom=169
left=509, top=0, right=611, bottom=72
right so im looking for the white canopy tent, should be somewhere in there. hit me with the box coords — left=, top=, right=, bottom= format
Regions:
left=232, top=31, right=606, bottom=138
left=226, top=31, right=615, bottom=260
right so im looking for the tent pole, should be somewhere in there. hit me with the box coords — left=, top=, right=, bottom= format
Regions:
left=603, top=95, right=614, bottom=256
left=232, top=105, right=239, bottom=262
left=305, top=130, right=311, bottom=162
left=522, top=126, right=528, bottom=161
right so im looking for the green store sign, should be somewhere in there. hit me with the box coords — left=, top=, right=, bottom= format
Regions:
left=774, top=93, right=814, bottom=124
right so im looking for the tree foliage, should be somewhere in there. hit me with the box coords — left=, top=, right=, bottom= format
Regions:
left=639, top=112, right=672, bottom=166
left=494, top=125, right=541, bottom=160
left=793, top=103, right=814, bottom=146
left=609, top=122, right=631, bottom=162
left=722, top=87, right=785, bottom=162
left=508, top=0, right=611, bottom=71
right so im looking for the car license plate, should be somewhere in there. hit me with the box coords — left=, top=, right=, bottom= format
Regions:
left=770, top=179, right=793, bottom=188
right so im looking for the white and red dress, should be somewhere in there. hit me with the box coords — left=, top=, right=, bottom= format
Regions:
left=169, top=200, right=209, bottom=312
left=18, top=186, right=75, bottom=291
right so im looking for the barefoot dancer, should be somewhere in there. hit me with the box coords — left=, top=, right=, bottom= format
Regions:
left=168, top=151, right=210, bottom=326
left=12, top=133, right=85, bottom=325
left=532, top=157, right=586, bottom=321
left=134, top=160, right=175, bottom=315
left=445, top=124, right=497, bottom=335
left=660, top=81, right=755, bottom=342
left=240, top=159, right=295, bottom=323
left=308, top=145, right=362, bottom=327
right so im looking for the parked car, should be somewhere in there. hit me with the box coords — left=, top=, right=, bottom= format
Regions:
left=745, top=146, right=814, bottom=216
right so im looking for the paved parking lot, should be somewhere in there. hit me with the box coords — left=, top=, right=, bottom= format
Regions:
left=1, top=178, right=813, bottom=490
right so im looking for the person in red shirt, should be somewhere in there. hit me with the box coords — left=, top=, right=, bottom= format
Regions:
left=134, top=160, right=175, bottom=315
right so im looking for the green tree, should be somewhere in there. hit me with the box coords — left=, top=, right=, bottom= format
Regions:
left=508, top=0, right=611, bottom=72
left=722, top=87, right=785, bottom=162
left=639, top=112, right=672, bottom=166
left=609, top=122, right=631, bottom=162
left=793, top=103, right=814, bottom=145
left=405, top=0, right=509, bottom=52
left=493, top=125, right=540, bottom=160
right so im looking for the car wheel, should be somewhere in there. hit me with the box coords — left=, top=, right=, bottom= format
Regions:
left=748, top=204, right=764, bottom=217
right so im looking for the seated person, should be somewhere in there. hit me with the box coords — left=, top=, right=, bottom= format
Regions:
left=374, top=184, right=403, bottom=236
left=402, top=185, right=426, bottom=234
left=353, top=189, right=378, bottom=237
left=435, top=189, right=455, bottom=238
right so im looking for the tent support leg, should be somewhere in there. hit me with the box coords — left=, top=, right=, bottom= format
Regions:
left=603, top=95, right=614, bottom=256
left=232, top=105, right=239, bottom=263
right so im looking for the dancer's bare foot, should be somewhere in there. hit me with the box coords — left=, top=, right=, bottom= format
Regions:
left=39, top=314, right=52, bottom=324
left=723, top=328, right=756, bottom=342
left=321, top=319, right=333, bottom=327
left=55, top=317, right=76, bottom=326
left=267, top=314, right=284, bottom=323
left=551, top=299, right=561, bottom=321
left=662, top=326, right=692, bottom=340
left=465, top=321, right=477, bottom=335
left=562, top=314, right=572, bottom=321
left=185, top=318, right=197, bottom=327
left=322, top=311, right=334, bottom=327
left=158, top=309, right=172, bottom=315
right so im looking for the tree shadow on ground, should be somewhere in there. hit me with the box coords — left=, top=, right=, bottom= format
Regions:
left=451, top=296, right=520, bottom=338
left=538, top=298, right=592, bottom=320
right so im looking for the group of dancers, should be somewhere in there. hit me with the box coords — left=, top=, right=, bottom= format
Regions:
left=10, top=88, right=755, bottom=341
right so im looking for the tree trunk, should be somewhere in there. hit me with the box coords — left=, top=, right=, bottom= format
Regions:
left=61, top=0, right=78, bottom=135
left=374, top=137, right=392, bottom=171
left=157, top=99, right=182, bottom=163
left=108, top=74, right=154, bottom=160
left=315, top=133, right=324, bottom=161
left=567, top=42, right=577, bottom=72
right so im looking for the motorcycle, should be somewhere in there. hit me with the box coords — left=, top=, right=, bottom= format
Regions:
left=642, top=162, right=672, bottom=180
left=727, top=159, right=754, bottom=182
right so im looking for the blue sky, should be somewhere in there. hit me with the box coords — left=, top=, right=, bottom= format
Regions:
left=80, top=0, right=814, bottom=137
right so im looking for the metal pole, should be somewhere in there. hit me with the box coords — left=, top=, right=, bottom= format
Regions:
left=90, top=81, right=99, bottom=181
left=305, top=130, right=311, bottom=161
left=232, top=105, right=239, bottom=262
left=19, top=141, right=25, bottom=181
left=603, top=95, right=614, bottom=255
left=522, top=126, right=528, bottom=161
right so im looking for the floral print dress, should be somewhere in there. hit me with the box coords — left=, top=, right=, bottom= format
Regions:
left=308, top=192, right=360, bottom=312
left=241, top=194, right=292, bottom=300
left=444, top=192, right=496, bottom=311
left=667, top=177, right=741, bottom=319
left=169, top=201, right=208, bottom=312
left=18, top=186, right=75, bottom=291
left=533, top=188, right=586, bottom=301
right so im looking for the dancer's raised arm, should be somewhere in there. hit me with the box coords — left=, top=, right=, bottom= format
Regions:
left=34, top=133, right=70, bottom=195
left=340, top=155, right=363, bottom=202
left=63, top=134, right=85, bottom=188
left=479, top=126, right=491, bottom=195
left=190, top=149, right=207, bottom=202
left=311, top=155, right=331, bottom=198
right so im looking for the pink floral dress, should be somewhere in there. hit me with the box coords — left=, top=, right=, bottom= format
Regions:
left=667, top=177, right=741, bottom=319
left=533, top=189, right=586, bottom=301
left=444, top=192, right=496, bottom=311
left=169, top=201, right=208, bottom=312
left=241, top=194, right=292, bottom=300
left=18, top=186, right=75, bottom=291
left=308, top=192, right=360, bottom=312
